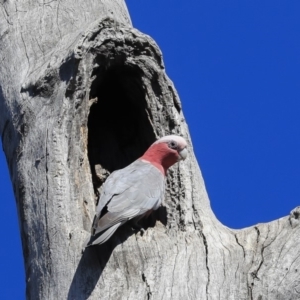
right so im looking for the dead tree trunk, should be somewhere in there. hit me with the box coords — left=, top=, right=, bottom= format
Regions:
left=1, top=1, right=300, bottom=299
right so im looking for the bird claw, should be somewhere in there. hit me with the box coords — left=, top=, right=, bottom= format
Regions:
left=132, top=223, right=145, bottom=236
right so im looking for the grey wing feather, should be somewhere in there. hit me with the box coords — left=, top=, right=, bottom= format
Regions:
left=94, top=209, right=140, bottom=235
left=89, top=223, right=122, bottom=246
left=89, top=160, right=165, bottom=246
left=95, top=161, right=141, bottom=215
left=107, top=161, right=164, bottom=213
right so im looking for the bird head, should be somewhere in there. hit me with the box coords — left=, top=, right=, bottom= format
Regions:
left=141, top=135, right=188, bottom=174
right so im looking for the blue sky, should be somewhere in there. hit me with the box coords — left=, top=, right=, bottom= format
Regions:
left=1, top=1, right=300, bottom=298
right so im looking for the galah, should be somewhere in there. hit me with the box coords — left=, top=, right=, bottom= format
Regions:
left=85, top=135, right=188, bottom=246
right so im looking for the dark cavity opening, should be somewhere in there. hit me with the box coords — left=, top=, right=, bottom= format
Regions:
left=88, top=64, right=156, bottom=190
left=88, top=63, right=168, bottom=228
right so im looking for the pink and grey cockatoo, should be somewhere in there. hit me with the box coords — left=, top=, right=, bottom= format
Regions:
left=86, top=135, right=188, bottom=246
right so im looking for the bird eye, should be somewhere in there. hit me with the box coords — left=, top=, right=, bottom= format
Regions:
left=168, top=140, right=178, bottom=149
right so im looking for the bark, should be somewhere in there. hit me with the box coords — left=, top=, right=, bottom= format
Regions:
left=1, top=1, right=300, bottom=299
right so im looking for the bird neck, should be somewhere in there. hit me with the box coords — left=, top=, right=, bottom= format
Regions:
left=140, top=143, right=179, bottom=175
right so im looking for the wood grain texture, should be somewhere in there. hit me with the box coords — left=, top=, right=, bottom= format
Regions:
left=0, top=1, right=300, bottom=299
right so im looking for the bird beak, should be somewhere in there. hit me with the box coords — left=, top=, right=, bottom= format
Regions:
left=178, top=148, right=188, bottom=161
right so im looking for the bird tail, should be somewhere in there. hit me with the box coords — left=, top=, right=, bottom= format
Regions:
left=85, top=223, right=122, bottom=247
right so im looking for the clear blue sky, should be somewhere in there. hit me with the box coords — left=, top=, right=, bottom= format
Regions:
left=1, top=1, right=300, bottom=298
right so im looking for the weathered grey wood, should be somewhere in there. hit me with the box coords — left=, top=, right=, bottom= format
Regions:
left=1, top=1, right=300, bottom=299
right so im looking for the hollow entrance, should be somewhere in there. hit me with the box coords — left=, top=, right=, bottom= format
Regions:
left=88, top=64, right=156, bottom=190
